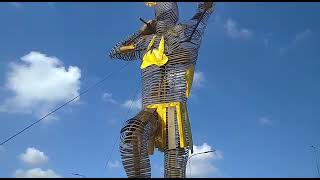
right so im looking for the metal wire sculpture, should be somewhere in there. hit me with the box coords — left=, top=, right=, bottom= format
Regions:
left=109, top=2, right=215, bottom=178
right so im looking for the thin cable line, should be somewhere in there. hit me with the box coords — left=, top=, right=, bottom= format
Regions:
left=0, top=62, right=130, bottom=146
left=105, top=78, right=141, bottom=169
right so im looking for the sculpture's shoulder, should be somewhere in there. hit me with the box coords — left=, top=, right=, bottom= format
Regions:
left=164, top=23, right=200, bottom=53
left=170, top=23, right=186, bottom=36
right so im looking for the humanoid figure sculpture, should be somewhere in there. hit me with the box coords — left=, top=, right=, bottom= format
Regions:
left=109, top=2, right=214, bottom=178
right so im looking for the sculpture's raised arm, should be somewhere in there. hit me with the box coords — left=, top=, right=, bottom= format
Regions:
left=109, top=20, right=157, bottom=61
left=184, top=2, right=215, bottom=43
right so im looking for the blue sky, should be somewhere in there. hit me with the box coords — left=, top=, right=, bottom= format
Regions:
left=0, top=2, right=320, bottom=178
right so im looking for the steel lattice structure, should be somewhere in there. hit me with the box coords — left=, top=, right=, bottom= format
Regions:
left=109, top=2, right=214, bottom=178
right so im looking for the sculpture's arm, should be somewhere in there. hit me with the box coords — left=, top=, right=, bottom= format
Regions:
left=184, top=2, right=215, bottom=43
left=109, top=20, right=156, bottom=61
left=109, top=31, right=145, bottom=61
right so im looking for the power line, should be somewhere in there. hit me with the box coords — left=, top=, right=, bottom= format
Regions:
left=0, top=62, right=130, bottom=146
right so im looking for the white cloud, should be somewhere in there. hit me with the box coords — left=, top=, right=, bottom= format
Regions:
left=102, top=92, right=118, bottom=104
left=259, top=117, right=273, bottom=126
left=0, top=51, right=81, bottom=119
left=224, top=18, right=252, bottom=39
left=193, top=71, right=205, bottom=88
left=186, top=143, right=223, bottom=178
left=14, top=168, right=61, bottom=178
left=122, top=98, right=142, bottom=111
left=107, top=160, right=121, bottom=168
left=19, top=147, right=48, bottom=166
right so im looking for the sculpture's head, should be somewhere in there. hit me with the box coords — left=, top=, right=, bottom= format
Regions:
left=145, top=2, right=179, bottom=34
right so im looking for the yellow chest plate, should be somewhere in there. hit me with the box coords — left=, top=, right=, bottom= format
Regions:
left=141, top=35, right=169, bottom=69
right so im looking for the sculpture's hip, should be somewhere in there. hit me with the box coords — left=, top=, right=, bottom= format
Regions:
left=145, top=101, right=193, bottom=154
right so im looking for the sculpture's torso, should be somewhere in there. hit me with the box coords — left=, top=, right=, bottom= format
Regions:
left=139, top=24, right=200, bottom=108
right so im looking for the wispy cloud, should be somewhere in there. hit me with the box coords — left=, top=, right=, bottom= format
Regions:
left=122, top=98, right=142, bottom=111
left=224, top=18, right=253, bottom=39
left=292, top=29, right=312, bottom=45
left=258, top=116, right=273, bottom=126
left=280, top=28, right=312, bottom=55
left=0, top=51, right=81, bottom=120
left=186, top=143, right=223, bottom=178
left=193, top=71, right=206, bottom=88
left=107, top=160, right=121, bottom=168
left=102, top=92, right=118, bottom=104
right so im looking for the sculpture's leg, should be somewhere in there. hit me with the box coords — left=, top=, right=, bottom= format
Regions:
left=164, top=148, right=189, bottom=178
left=119, top=109, right=159, bottom=178
left=164, top=107, right=189, bottom=178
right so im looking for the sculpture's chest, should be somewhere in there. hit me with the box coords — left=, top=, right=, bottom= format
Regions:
left=143, top=31, right=181, bottom=52
left=141, top=30, right=190, bottom=70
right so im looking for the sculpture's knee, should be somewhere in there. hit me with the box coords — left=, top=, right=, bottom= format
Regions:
left=119, top=110, right=157, bottom=178
left=120, top=109, right=158, bottom=147
left=120, top=118, right=143, bottom=148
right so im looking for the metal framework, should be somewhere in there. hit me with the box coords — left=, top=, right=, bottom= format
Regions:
left=109, top=2, right=214, bottom=178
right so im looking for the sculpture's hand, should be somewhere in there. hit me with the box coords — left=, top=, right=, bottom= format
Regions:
left=139, top=19, right=157, bottom=36
left=203, top=2, right=214, bottom=11
left=119, top=44, right=135, bottom=53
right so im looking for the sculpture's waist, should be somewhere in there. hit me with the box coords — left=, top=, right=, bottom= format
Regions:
left=145, top=101, right=193, bottom=153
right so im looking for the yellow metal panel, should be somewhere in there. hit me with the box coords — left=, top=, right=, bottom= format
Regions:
left=119, top=44, right=135, bottom=53
left=185, top=66, right=195, bottom=98
left=175, top=103, right=185, bottom=148
left=147, top=35, right=156, bottom=51
left=145, top=2, right=157, bottom=7
left=158, top=36, right=165, bottom=54
left=141, top=36, right=168, bottom=69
